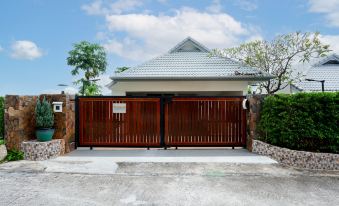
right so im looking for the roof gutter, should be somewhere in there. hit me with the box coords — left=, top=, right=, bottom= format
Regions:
left=110, top=75, right=275, bottom=81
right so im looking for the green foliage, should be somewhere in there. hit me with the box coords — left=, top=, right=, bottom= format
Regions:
left=0, top=139, right=4, bottom=145
left=115, top=66, right=129, bottom=73
left=0, top=96, right=4, bottom=138
left=259, top=92, right=339, bottom=153
left=213, top=32, right=331, bottom=94
left=67, top=41, right=107, bottom=96
left=5, top=149, right=24, bottom=161
left=83, top=82, right=101, bottom=96
left=35, top=97, right=54, bottom=128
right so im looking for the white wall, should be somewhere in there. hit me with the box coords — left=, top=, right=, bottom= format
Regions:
left=110, top=80, right=249, bottom=96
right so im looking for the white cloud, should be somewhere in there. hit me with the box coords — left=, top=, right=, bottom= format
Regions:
left=207, top=0, right=222, bottom=13
left=235, top=0, right=258, bottom=11
left=41, top=89, right=60, bottom=94
left=65, top=75, right=112, bottom=95
left=64, top=87, right=78, bottom=95
left=81, top=0, right=108, bottom=15
left=110, top=0, right=143, bottom=14
left=96, top=31, right=108, bottom=40
left=82, top=0, right=143, bottom=15
left=56, top=78, right=110, bottom=95
left=308, top=0, right=339, bottom=27
left=10, top=40, right=43, bottom=60
left=0, top=45, right=3, bottom=52
left=320, top=34, right=339, bottom=53
left=41, top=86, right=78, bottom=95
left=207, top=0, right=258, bottom=13
left=102, top=7, right=261, bottom=61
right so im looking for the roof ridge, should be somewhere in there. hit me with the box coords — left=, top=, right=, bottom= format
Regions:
left=313, top=53, right=339, bottom=67
left=168, top=37, right=210, bottom=53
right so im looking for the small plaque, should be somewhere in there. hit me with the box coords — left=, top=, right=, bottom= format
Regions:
left=113, top=103, right=126, bottom=113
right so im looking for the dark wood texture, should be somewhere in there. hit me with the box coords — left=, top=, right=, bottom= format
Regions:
left=77, top=97, right=246, bottom=147
left=164, top=97, right=246, bottom=146
left=78, top=98, right=161, bottom=146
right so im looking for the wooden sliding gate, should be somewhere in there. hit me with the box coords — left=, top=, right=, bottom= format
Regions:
left=76, top=96, right=246, bottom=147
left=164, top=97, right=246, bottom=147
left=77, top=97, right=161, bottom=147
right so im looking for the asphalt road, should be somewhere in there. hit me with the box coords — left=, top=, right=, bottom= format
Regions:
left=0, top=162, right=338, bottom=206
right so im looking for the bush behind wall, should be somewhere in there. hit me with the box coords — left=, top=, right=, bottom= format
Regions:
left=259, top=92, right=339, bottom=153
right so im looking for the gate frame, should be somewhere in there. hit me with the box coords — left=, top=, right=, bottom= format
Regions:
left=75, top=95, right=247, bottom=149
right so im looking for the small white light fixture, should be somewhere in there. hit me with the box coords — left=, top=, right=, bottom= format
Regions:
left=251, top=84, right=258, bottom=94
left=52, top=102, right=63, bottom=112
left=242, top=99, right=248, bottom=109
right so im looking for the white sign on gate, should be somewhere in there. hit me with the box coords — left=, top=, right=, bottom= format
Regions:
left=113, top=103, right=126, bottom=113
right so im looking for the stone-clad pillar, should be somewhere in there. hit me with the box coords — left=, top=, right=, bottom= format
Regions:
left=246, top=94, right=266, bottom=151
left=4, top=94, right=75, bottom=153
left=4, top=95, right=37, bottom=150
left=65, top=95, right=75, bottom=152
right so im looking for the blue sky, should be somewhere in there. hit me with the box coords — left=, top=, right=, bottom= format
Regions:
left=1, top=0, right=339, bottom=95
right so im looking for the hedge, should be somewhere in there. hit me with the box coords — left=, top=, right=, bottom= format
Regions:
left=259, top=92, right=339, bottom=153
left=0, top=96, right=3, bottom=138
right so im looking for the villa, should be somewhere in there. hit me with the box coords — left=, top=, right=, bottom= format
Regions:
left=108, top=37, right=273, bottom=96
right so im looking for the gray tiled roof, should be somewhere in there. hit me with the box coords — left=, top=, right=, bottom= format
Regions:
left=111, top=37, right=273, bottom=81
left=298, top=54, right=339, bottom=91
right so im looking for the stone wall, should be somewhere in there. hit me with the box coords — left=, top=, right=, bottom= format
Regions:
left=246, top=94, right=266, bottom=151
left=4, top=94, right=75, bottom=152
left=65, top=95, right=75, bottom=153
left=21, top=139, right=65, bottom=161
left=5, top=95, right=37, bottom=150
left=253, top=140, right=339, bottom=170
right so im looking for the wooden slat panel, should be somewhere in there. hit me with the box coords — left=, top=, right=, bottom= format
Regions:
left=78, top=97, right=161, bottom=146
left=164, top=97, right=246, bottom=147
left=78, top=97, right=246, bottom=147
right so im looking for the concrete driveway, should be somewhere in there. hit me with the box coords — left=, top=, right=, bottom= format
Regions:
left=0, top=148, right=276, bottom=174
left=0, top=148, right=338, bottom=205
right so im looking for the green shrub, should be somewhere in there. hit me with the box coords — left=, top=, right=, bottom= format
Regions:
left=5, top=149, right=24, bottom=161
left=259, top=92, right=339, bottom=153
left=0, top=96, right=4, bottom=138
left=0, top=139, right=4, bottom=145
left=35, top=97, right=54, bottom=128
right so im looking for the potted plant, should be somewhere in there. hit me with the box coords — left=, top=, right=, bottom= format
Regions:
left=35, top=97, right=55, bottom=142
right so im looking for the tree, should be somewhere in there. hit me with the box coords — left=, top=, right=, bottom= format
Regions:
left=115, top=66, right=129, bottom=73
left=213, top=32, right=331, bottom=94
left=84, top=83, right=101, bottom=96
left=67, top=41, right=107, bottom=95
left=35, top=97, right=54, bottom=128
